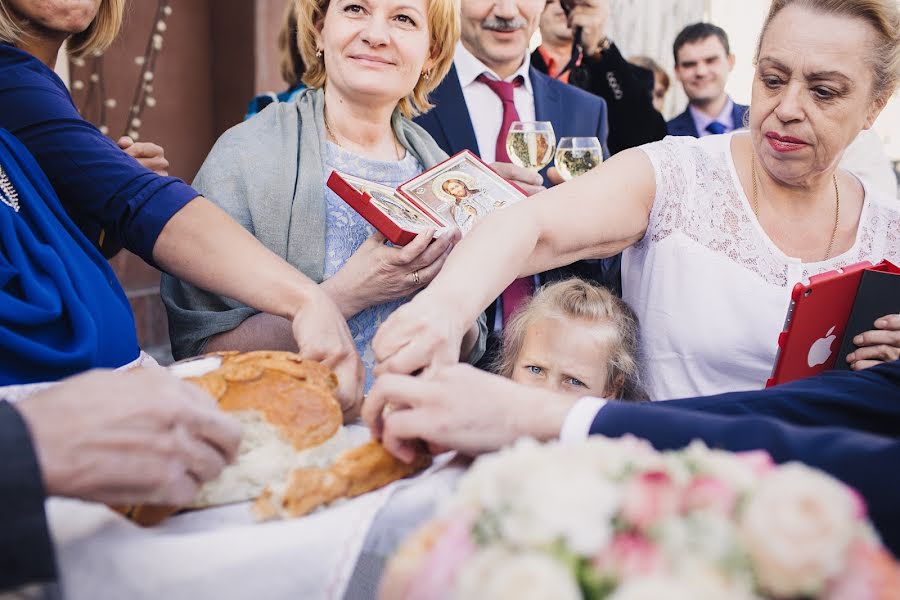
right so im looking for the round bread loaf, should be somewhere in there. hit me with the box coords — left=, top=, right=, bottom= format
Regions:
left=122, top=351, right=351, bottom=525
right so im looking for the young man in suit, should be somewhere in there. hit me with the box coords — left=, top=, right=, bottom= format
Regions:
left=365, top=359, right=900, bottom=556
left=532, top=0, right=667, bottom=154
left=667, top=22, right=749, bottom=137
left=414, top=0, right=616, bottom=366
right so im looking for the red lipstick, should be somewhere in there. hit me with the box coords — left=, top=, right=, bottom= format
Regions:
left=765, top=132, right=807, bottom=153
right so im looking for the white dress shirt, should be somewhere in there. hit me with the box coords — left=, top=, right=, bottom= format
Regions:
left=689, top=97, right=736, bottom=137
left=559, top=396, right=608, bottom=442
left=454, top=42, right=536, bottom=164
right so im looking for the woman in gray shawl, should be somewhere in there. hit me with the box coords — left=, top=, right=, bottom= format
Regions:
left=162, top=0, right=485, bottom=390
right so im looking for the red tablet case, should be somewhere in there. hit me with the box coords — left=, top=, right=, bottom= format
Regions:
left=766, top=261, right=872, bottom=387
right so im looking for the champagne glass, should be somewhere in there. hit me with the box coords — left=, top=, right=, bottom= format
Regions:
left=554, top=137, right=603, bottom=181
left=505, top=121, right=556, bottom=171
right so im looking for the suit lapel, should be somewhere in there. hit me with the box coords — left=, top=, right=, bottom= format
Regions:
left=531, top=68, right=563, bottom=132
left=429, top=66, right=480, bottom=157
left=669, top=109, right=699, bottom=137
left=732, top=103, right=749, bottom=130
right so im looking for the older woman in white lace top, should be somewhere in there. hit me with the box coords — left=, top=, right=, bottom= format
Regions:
left=371, top=0, right=900, bottom=400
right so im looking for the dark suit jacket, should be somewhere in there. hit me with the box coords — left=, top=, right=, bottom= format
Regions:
left=590, top=360, right=900, bottom=555
left=0, top=401, right=57, bottom=590
left=415, top=64, right=610, bottom=185
left=666, top=100, right=749, bottom=137
left=531, top=43, right=667, bottom=155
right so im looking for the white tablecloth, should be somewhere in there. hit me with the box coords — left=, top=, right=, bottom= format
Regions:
left=44, top=452, right=464, bottom=600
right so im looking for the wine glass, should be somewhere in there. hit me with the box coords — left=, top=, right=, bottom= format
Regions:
left=554, top=137, right=603, bottom=181
left=505, top=121, right=556, bottom=171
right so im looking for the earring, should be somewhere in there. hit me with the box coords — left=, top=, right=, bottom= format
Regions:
left=421, top=70, right=430, bottom=81
left=316, top=49, right=323, bottom=59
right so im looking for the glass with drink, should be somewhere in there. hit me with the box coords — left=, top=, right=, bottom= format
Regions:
left=554, top=136, right=603, bottom=181
left=505, top=121, right=556, bottom=171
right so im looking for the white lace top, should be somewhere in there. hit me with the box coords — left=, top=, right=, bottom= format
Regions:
left=624, top=132, right=900, bottom=401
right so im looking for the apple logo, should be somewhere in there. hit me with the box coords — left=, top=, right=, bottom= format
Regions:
left=807, top=326, right=837, bottom=368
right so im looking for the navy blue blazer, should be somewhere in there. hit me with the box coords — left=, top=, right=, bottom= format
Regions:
left=414, top=64, right=611, bottom=185
left=415, top=65, right=618, bottom=298
left=590, top=360, right=900, bottom=555
left=666, top=100, right=749, bottom=137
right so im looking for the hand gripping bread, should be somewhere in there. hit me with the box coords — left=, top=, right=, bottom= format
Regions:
left=120, top=351, right=428, bottom=526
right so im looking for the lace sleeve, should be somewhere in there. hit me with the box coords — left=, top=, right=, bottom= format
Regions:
left=635, top=137, right=695, bottom=248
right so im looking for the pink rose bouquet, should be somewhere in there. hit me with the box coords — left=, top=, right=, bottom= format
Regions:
left=381, top=437, right=899, bottom=600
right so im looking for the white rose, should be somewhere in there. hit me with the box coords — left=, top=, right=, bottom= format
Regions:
left=500, top=471, right=620, bottom=555
left=658, top=512, right=742, bottom=568
left=610, top=573, right=759, bottom=600
left=445, top=439, right=549, bottom=515
left=740, top=463, right=857, bottom=597
left=682, top=442, right=762, bottom=492
left=453, top=548, right=581, bottom=600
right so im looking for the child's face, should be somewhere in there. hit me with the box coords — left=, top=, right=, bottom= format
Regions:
left=511, top=315, right=613, bottom=397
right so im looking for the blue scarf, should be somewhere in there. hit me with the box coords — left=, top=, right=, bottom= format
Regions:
left=0, top=129, right=138, bottom=384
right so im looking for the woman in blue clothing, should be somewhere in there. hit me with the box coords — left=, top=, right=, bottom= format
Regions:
left=0, top=0, right=363, bottom=414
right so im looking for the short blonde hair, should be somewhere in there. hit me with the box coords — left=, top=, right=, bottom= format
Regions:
left=494, top=279, right=648, bottom=401
left=0, top=0, right=124, bottom=58
left=295, top=0, right=460, bottom=117
left=757, top=0, right=900, bottom=101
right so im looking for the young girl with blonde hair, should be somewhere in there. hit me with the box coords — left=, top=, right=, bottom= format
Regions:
left=494, top=279, right=647, bottom=401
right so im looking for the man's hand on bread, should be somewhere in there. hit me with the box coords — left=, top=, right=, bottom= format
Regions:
left=364, top=364, right=576, bottom=462
left=16, top=369, right=241, bottom=506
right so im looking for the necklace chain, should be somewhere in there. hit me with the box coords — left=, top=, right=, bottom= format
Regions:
left=751, top=156, right=839, bottom=262
left=323, top=105, right=401, bottom=162
left=0, top=165, right=20, bottom=213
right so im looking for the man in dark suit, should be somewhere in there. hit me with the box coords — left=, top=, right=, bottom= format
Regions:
left=366, top=360, right=900, bottom=555
left=667, top=22, right=749, bottom=137
left=532, top=0, right=667, bottom=154
left=1, top=370, right=241, bottom=591
left=414, top=0, right=615, bottom=366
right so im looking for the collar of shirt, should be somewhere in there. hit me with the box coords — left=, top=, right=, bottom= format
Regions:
left=454, top=41, right=536, bottom=163
left=536, top=45, right=575, bottom=84
left=454, top=41, right=534, bottom=95
left=690, top=96, right=735, bottom=137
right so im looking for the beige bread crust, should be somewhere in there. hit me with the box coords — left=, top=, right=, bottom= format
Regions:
left=253, top=441, right=432, bottom=520
left=120, top=351, right=344, bottom=526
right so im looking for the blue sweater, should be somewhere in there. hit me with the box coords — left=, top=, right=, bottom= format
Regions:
left=0, top=43, right=197, bottom=261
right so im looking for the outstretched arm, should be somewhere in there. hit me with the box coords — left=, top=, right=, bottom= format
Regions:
left=373, top=148, right=657, bottom=375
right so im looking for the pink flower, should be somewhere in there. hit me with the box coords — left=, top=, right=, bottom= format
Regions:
left=824, top=540, right=900, bottom=600
left=400, top=514, right=476, bottom=600
left=620, top=471, right=679, bottom=531
left=846, top=487, right=869, bottom=521
left=593, top=533, right=664, bottom=578
left=682, top=476, right=738, bottom=516
left=734, top=450, right=775, bottom=477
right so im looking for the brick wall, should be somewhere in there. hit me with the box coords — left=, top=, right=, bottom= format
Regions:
left=70, top=0, right=289, bottom=363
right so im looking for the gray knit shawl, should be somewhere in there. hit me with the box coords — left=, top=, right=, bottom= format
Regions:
left=161, top=88, right=456, bottom=359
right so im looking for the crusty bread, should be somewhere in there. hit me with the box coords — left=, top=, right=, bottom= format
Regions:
left=121, top=352, right=429, bottom=526
left=253, top=440, right=431, bottom=520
